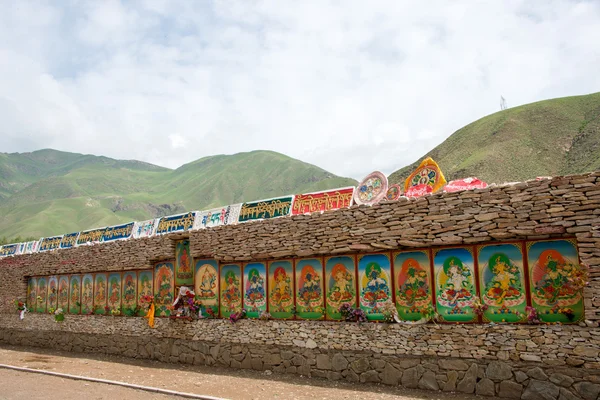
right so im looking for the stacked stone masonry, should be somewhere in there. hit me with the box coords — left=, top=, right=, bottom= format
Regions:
left=2, top=172, right=600, bottom=399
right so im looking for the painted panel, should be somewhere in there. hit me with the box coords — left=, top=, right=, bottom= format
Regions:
left=528, top=239, right=584, bottom=323
left=394, top=250, right=433, bottom=321
left=433, top=247, right=477, bottom=322
left=36, top=277, right=48, bottom=313
left=155, top=212, right=196, bottom=235
left=238, top=196, right=293, bottom=222
left=27, top=277, right=37, bottom=311
left=243, top=262, right=267, bottom=318
left=291, top=187, right=354, bottom=215
left=358, top=253, right=393, bottom=321
left=325, top=255, right=357, bottom=320
left=47, top=276, right=58, bottom=311
left=268, top=260, right=294, bottom=320
left=81, top=274, right=94, bottom=314
left=69, top=276, right=81, bottom=314
left=220, top=264, right=242, bottom=318
left=137, top=270, right=154, bottom=316
left=154, top=262, right=174, bottom=317
left=122, top=272, right=137, bottom=316
left=93, top=273, right=108, bottom=315
left=58, top=276, right=69, bottom=311
left=295, top=258, right=325, bottom=320
left=478, top=243, right=527, bottom=323
left=194, top=259, right=219, bottom=318
left=101, top=222, right=134, bottom=242
left=107, top=273, right=122, bottom=315
left=175, top=239, right=194, bottom=286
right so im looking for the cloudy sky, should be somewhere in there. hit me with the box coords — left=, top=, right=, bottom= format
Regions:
left=1, top=1, right=599, bottom=180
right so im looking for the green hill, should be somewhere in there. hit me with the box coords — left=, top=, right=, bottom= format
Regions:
left=0, top=149, right=356, bottom=239
left=389, top=92, right=600, bottom=185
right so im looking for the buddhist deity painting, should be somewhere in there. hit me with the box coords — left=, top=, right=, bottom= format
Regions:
left=358, top=253, right=392, bottom=321
left=27, top=277, right=37, bottom=311
left=107, top=273, right=122, bottom=315
left=58, top=276, right=69, bottom=311
left=195, top=259, right=219, bottom=318
left=81, top=274, right=94, bottom=314
left=36, top=277, right=48, bottom=313
left=394, top=251, right=433, bottom=321
left=121, top=272, right=137, bottom=316
left=268, top=260, right=294, bottom=319
left=295, top=258, right=325, bottom=320
left=94, top=273, right=108, bottom=315
left=325, top=255, right=357, bottom=320
left=243, top=262, right=267, bottom=319
left=137, top=270, right=154, bottom=316
left=175, top=239, right=193, bottom=286
left=69, top=275, right=81, bottom=314
left=433, top=247, right=477, bottom=322
left=527, top=239, right=584, bottom=323
left=478, top=244, right=527, bottom=323
left=47, top=276, right=58, bottom=311
left=154, top=262, right=174, bottom=317
left=220, top=264, right=242, bottom=318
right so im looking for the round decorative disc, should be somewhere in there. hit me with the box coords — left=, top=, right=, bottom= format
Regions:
left=354, top=171, right=389, bottom=206
left=385, top=184, right=402, bottom=201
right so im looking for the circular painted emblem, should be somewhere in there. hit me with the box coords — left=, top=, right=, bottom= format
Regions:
left=354, top=171, right=389, bottom=206
left=385, top=184, right=402, bottom=201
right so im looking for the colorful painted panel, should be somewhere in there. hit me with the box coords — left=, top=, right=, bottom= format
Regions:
left=58, top=276, right=69, bottom=311
left=93, top=273, right=108, bottom=315
left=238, top=196, right=293, bottom=222
left=81, top=274, right=94, bottom=314
left=102, top=222, right=134, bottom=242
left=122, top=272, right=137, bottom=316
left=154, top=262, right=174, bottom=317
left=434, top=247, right=477, bottom=322
left=175, top=239, right=193, bottom=286
left=27, top=277, right=37, bottom=311
left=47, top=276, right=58, bottom=311
left=528, top=239, right=584, bottom=323
left=137, top=270, right=154, bottom=316
left=268, top=260, right=295, bottom=319
left=36, top=277, right=48, bottom=313
left=295, top=258, right=325, bottom=320
left=478, top=244, right=527, bottom=323
left=132, top=219, right=157, bottom=239
left=243, top=262, right=267, bottom=318
left=77, top=228, right=105, bottom=246
left=194, top=259, right=219, bottom=318
left=194, top=204, right=241, bottom=229
left=0, top=243, right=18, bottom=256
left=291, top=187, right=354, bottom=215
left=60, top=232, right=79, bottom=249
left=107, top=273, right=122, bottom=314
left=394, top=251, right=433, bottom=321
left=404, top=157, right=447, bottom=193
left=358, top=253, right=392, bottom=321
left=39, top=236, right=63, bottom=252
left=155, top=212, right=196, bottom=235
left=69, top=276, right=81, bottom=314
left=325, top=255, right=357, bottom=320
left=220, top=264, right=242, bottom=318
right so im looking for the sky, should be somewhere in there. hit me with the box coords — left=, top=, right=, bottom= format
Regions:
left=1, top=1, right=600, bottom=180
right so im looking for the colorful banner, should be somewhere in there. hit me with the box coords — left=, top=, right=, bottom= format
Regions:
left=238, top=196, right=293, bottom=223
left=77, top=228, right=105, bottom=246
left=24, top=241, right=39, bottom=254
left=175, top=239, right=193, bottom=286
left=60, top=232, right=80, bottom=249
left=404, top=157, right=447, bottom=194
left=194, top=259, right=219, bottom=317
left=325, top=255, right=357, bottom=320
left=0, top=243, right=18, bottom=257
left=358, top=253, right=392, bottom=321
left=394, top=251, right=433, bottom=321
left=243, top=262, right=267, bottom=318
left=122, top=272, right=137, bottom=316
left=58, top=276, right=69, bottom=311
left=137, top=270, right=154, bottom=316
left=16, top=242, right=26, bottom=255
left=132, top=219, right=158, bottom=239
left=155, top=212, right=196, bottom=235
left=81, top=274, right=94, bottom=314
left=69, top=276, right=81, bottom=314
left=94, top=273, right=108, bottom=315
left=478, top=243, right=527, bottom=323
left=102, top=222, right=134, bottom=242
left=194, top=204, right=242, bottom=229
left=154, top=262, right=175, bottom=317
left=268, top=260, right=295, bottom=319
left=220, top=263, right=243, bottom=318
left=292, top=187, right=354, bottom=215
left=39, top=236, right=63, bottom=252
left=354, top=171, right=389, bottom=206
left=444, top=177, right=488, bottom=193
left=295, top=258, right=325, bottom=320
left=405, top=184, right=433, bottom=198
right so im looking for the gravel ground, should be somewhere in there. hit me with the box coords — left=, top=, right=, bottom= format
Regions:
left=0, top=345, right=483, bottom=400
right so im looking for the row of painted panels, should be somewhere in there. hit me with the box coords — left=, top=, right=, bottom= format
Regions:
left=25, top=239, right=582, bottom=324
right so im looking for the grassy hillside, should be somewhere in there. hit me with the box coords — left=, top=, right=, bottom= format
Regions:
left=0, top=149, right=357, bottom=239
left=389, top=92, right=600, bottom=185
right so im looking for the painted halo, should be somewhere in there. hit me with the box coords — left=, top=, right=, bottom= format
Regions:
left=353, top=171, right=389, bottom=206
left=385, top=184, right=402, bottom=201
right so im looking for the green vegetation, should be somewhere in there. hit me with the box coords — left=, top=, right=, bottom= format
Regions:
left=389, top=92, right=600, bottom=185
left=0, top=149, right=356, bottom=239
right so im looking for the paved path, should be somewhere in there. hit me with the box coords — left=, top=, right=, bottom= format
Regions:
left=0, top=345, right=482, bottom=399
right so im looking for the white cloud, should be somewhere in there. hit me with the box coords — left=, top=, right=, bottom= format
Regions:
left=0, top=0, right=599, bottom=180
